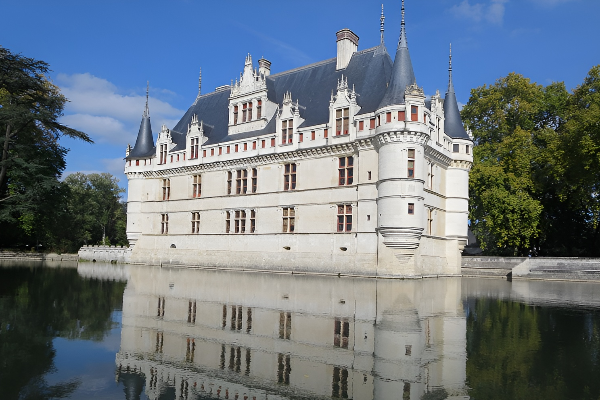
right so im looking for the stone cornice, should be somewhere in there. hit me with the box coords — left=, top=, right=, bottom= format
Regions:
left=373, top=130, right=430, bottom=150
left=450, top=160, right=473, bottom=170
left=424, top=145, right=452, bottom=168
left=140, top=141, right=372, bottom=178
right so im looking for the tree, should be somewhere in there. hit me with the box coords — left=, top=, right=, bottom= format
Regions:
left=0, top=46, right=92, bottom=247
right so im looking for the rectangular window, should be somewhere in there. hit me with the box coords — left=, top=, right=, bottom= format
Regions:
left=257, top=100, right=262, bottom=119
left=282, top=120, right=293, bottom=144
left=299, top=132, right=303, bottom=142
left=161, top=214, right=168, bottom=234
left=211, top=148, right=214, bottom=156
left=243, top=143, right=248, bottom=151
left=234, top=210, right=246, bottom=233
left=337, top=205, right=352, bottom=232
left=242, top=103, right=247, bottom=123
left=429, top=163, right=434, bottom=189
left=338, top=156, right=354, bottom=186
left=284, top=163, right=297, bottom=191
left=324, top=128, right=328, bottom=138
left=177, top=154, right=180, bottom=162
left=427, top=208, right=433, bottom=235
left=336, top=108, right=349, bottom=135
left=453, top=143, right=460, bottom=153
left=233, top=105, right=238, bottom=125
left=170, top=155, right=173, bottom=163
left=227, top=145, right=231, bottom=154
left=407, top=149, right=415, bottom=178
left=252, top=141, right=256, bottom=150
left=282, top=207, right=295, bottom=233
left=247, top=102, right=253, bottom=121
left=136, top=160, right=139, bottom=166
left=192, top=174, right=201, bottom=198
left=162, top=178, right=170, bottom=200
left=398, top=110, right=405, bottom=121
left=219, top=147, right=222, bottom=155
left=334, top=318, right=350, bottom=348
left=235, top=144, right=239, bottom=152
left=251, top=168, right=257, bottom=193
left=466, top=145, right=470, bottom=154
left=227, top=171, right=232, bottom=195
left=191, top=212, right=200, bottom=234
left=386, top=112, right=391, bottom=123
left=250, top=210, right=256, bottom=233
left=203, top=150, right=206, bottom=158
left=408, top=203, right=415, bottom=215
left=225, top=211, right=231, bottom=233
left=359, top=120, right=364, bottom=131
left=411, top=106, right=418, bottom=121
left=236, top=169, right=248, bottom=194
left=261, top=139, right=266, bottom=148
left=160, top=144, right=168, bottom=164
left=370, top=118, right=376, bottom=129
left=377, top=115, right=381, bottom=127
left=311, top=130, right=315, bottom=140
left=271, top=138, right=275, bottom=147
left=191, top=137, right=199, bottom=159
left=368, top=171, right=372, bottom=180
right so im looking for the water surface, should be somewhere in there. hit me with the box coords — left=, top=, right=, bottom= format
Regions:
left=2, top=262, right=600, bottom=399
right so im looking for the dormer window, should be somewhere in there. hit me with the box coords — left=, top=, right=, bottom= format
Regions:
left=190, top=137, right=199, bottom=159
left=257, top=100, right=262, bottom=119
left=282, top=120, right=293, bottom=145
left=159, top=144, right=168, bottom=164
left=336, top=108, right=349, bottom=136
left=242, top=103, right=247, bottom=122
left=234, top=106, right=239, bottom=125
left=411, top=106, right=418, bottom=122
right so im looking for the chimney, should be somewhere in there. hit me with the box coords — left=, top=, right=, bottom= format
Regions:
left=336, top=28, right=359, bottom=70
left=258, top=57, right=271, bottom=76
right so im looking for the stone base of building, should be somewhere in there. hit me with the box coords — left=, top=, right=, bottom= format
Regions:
left=78, top=245, right=132, bottom=264
left=127, top=233, right=462, bottom=278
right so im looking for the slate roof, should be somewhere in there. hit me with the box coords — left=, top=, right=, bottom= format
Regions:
left=127, top=108, right=155, bottom=159
left=167, top=45, right=393, bottom=151
left=378, top=22, right=416, bottom=108
left=443, top=58, right=471, bottom=140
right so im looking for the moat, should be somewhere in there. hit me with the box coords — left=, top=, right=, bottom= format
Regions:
left=1, top=262, right=600, bottom=400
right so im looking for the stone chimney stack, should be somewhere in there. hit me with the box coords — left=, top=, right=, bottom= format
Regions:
left=336, top=28, right=359, bottom=70
left=258, top=58, right=271, bottom=76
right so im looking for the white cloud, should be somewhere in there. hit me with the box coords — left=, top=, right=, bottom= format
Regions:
left=57, top=73, right=185, bottom=144
left=101, top=158, right=127, bottom=180
left=529, top=0, right=575, bottom=6
left=450, top=0, right=508, bottom=26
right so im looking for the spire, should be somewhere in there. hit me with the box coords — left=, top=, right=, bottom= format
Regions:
left=378, top=0, right=417, bottom=108
left=444, top=45, right=470, bottom=140
left=127, top=82, right=155, bottom=159
left=198, top=68, right=202, bottom=96
left=380, top=4, right=385, bottom=45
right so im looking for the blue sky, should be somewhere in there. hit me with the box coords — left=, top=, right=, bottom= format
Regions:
left=2, top=0, right=598, bottom=193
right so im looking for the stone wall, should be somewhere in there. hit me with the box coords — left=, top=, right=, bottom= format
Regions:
left=0, top=251, right=78, bottom=262
left=78, top=245, right=132, bottom=264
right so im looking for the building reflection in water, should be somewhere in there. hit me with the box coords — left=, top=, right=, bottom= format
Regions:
left=113, top=265, right=468, bottom=400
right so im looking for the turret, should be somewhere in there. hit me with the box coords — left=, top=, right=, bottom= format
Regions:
left=127, top=82, right=155, bottom=159
left=443, top=45, right=470, bottom=140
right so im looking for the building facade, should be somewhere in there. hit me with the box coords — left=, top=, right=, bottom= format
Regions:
left=124, top=3, right=473, bottom=277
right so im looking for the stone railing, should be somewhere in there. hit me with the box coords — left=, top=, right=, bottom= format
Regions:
left=78, top=245, right=132, bottom=264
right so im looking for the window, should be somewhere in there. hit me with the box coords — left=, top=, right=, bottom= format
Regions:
left=282, top=207, right=295, bottom=233
left=368, top=171, right=372, bottom=180
left=247, top=102, right=253, bottom=121
left=252, top=141, right=257, bottom=150
left=369, top=118, right=376, bottom=129
left=159, top=144, right=168, bottom=164
left=219, top=147, right=222, bottom=155
left=203, top=150, right=206, bottom=158
left=359, top=121, right=364, bottom=131
left=257, top=100, right=262, bottom=119
left=242, top=103, right=247, bottom=122
left=284, top=163, right=296, bottom=191
left=311, top=130, right=315, bottom=140
left=398, top=110, right=406, bottom=121
left=386, top=112, right=391, bottom=123
left=324, top=128, right=328, bottom=138
left=243, top=143, right=247, bottom=151
left=428, top=163, right=434, bottom=189
left=427, top=208, right=433, bottom=235
left=235, top=144, right=239, bottom=152
left=338, top=156, right=354, bottom=186
left=334, top=318, right=350, bottom=348
left=282, top=120, right=293, bottom=144
left=233, top=105, right=238, bottom=125
left=408, top=203, right=414, bottom=215
left=250, top=210, right=256, bottom=233
left=227, top=171, right=232, bottom=195
left=337, top=205, right=352, bottom=232
left=191, top=212, right=200, bottom=233
left=299, top=132, right=303, bottom=142
left=407, top=149, right=415, bottom=178
left=227, top=145, right=231, bottom=154
left=271, top=138, right=275, bottom=147
left=225, top=211, right=231, bottom=233
left=453, top=143, right=460, bottom=153
left=211, top=148, right=214, bottom=156
left=162, top=178, right=170, bottom=200
left=336, top=108, right=349, bottom=135
left=261, top=139, right=265, bottom=148
left=136, top=160, right=139, bottom=166
left=161, top=214, right=168, bottom=234
left=192, top=174, right=201, bottom=197
left=251, top=168, right=257, bottom=193
left=377, top=115, right=381, bottom=126
left=466, top=145, right=470, bottom=154
left=236, top=169, right=248, bottom=194
left=234, top=210, right=246, bottom=233
left=411, top=105, right=418, bottom=121
left=191, top=137, right=199, bottom=159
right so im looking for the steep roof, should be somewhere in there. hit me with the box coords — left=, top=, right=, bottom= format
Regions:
left=169, top=46, right=392, bottom=150
left=443, top=47, right=471, bottom=140
left=127, top=92, right=156, bottom=159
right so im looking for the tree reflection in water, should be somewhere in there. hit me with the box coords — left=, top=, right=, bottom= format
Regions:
left=0, top=265, right=125, bottom=399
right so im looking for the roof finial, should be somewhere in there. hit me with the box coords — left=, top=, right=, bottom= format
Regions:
left=198, top=68, right=202, bottom=96
left=144, top=81, right=149, bottom=117
left=448, top=43, right=454, bottom=93
left=401, top=0, right=405, bottom=29
left=380, top=4, right=385, bottom=44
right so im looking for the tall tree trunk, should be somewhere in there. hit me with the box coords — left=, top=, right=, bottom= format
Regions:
left=0, top=124, right=12, bottom=196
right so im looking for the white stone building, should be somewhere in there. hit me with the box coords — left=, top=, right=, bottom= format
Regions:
left=124, top=3, right=473, bottom=277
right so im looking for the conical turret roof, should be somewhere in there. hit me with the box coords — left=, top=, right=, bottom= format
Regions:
left=443, top=46, right=470, bottom=140
left=127, top=83, right=156, bottom=159
left=378, top=0, right=416, bottom=108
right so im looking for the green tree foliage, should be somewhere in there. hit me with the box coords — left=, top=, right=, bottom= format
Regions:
left=63, top=172, right=128, bottom=249
left=463, top=67, right=600, bottom=255
left=0, top=266, right=125, bottom=399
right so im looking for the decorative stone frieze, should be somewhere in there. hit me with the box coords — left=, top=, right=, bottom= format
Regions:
left=379, top=227, right=424, bottom=250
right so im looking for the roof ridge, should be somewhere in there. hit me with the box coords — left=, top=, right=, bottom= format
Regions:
left=269, top=47, right=379, bottom=78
